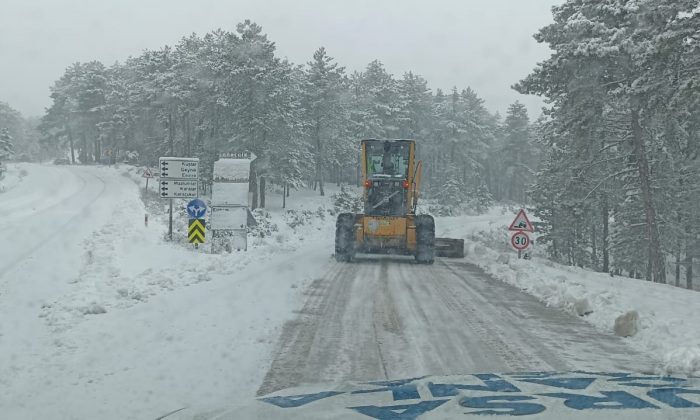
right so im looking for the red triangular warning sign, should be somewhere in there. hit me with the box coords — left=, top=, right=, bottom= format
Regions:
left=142, top=168, right=153, bottom=178
left=508, top=209, right=534, bottom=232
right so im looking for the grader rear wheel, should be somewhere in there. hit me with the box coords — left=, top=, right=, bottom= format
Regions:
left=335, top=213, right=356, bottom=262
left=415, top=215, right=435, bottom=264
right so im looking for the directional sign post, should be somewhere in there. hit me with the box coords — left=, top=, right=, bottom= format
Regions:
left=188, top=219, right=206, bottom=246
left=159, top=158, right=199, bottom=179
left=159, top=179, right=198, bottom=198
left=159, top=157, right=199, bottom=241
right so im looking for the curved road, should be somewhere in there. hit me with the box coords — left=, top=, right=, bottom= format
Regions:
left=0, top=165, right=107, bottom=278
left=0, top=164, right=135, bottom=404
left=258, top=257, right=653, bottom=395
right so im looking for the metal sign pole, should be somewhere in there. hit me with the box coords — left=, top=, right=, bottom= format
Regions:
left=168, top=198, right=173, bottom=241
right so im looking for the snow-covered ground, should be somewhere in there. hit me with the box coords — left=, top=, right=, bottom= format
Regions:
left=0, top=163, right=336, bottom=419
left=437, top=208, right=700, bottom=377
left=3, top=164, right=699, bottom=419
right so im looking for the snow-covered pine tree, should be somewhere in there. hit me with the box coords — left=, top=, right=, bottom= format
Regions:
left=303, top=47, right=347, bottom=196
left=349, top=60, right=400, bottom=139
left=0, top=128, right=14, bottom=161
left=499, top=102, right=535, bottom=204
left=395, top=72, right=433, bottom=139
left=0, top=103, right=23, bottom=151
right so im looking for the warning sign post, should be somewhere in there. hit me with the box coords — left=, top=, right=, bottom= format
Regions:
left=508, top=209, right=535, bottom=232
left=509, top=209, right=534, bottom=259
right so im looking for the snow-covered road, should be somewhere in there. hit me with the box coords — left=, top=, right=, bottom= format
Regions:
left=0, top=164, right=125, bottom=349
left=0, top=165, right=106, bottom=277
left=0, top=164, right=142, bottom=416
left=258, top=258, right=653, bottom=396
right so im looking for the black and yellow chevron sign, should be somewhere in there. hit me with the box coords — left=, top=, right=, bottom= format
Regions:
left=188, top=219, right=206, bottom=244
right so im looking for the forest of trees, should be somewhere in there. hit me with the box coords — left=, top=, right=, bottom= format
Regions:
left=8, top=0, right=696, bottom=288
left=34, top=20, right=536, bottom=210
left=517, top=0, right=699, bottom=287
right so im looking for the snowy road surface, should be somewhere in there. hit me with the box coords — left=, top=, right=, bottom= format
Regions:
left=258, top=258, right=653, bottom=396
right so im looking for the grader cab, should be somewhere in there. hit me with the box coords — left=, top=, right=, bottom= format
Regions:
left=334, top=139, right=464, bottom=264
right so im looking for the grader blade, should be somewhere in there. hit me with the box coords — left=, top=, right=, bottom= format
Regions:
left=435, top=238, right=465, bottom=258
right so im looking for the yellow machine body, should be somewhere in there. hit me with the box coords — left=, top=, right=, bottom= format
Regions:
left=352, top=139, right=422, bottom=255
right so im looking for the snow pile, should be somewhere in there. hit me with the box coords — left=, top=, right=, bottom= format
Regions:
left=212, top=182, right=249, bottom=205
left=40, top=165, right=337, bottom=333
left=456, top=216, right=700, bottom=376
left=213, top=158, right=251, bottom=181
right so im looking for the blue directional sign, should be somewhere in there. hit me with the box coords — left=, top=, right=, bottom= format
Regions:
left=186, top=198, right=207, bottom=219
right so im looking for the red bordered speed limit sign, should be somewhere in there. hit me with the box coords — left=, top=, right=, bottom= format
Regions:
left=511, top=232, right=530, bottom=250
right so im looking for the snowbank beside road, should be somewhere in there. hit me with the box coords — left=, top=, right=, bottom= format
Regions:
left=446, top=211, right=700, bottom=376
left=2, top=164, right=339, bottom=420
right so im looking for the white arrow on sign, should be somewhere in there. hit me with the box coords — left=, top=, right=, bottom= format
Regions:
left=159, top=179, right=198, bottom=198
left=159, top=157, right=199, bottom=179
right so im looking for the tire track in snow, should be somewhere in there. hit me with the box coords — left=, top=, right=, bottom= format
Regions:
left=430, top=260, right=551, bottom=372
left=0, top=165, right=86, bottom=221
left=257, top=262, right=355, bottom=395
left=258, top=256, right=653, bottom=397
left=0, top=168, right=106, bottom=281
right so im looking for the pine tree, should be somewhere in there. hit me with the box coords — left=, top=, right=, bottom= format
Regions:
left=303, top=47, right=347, bottom=196
left=0, top=103, right=23, bottom=149
left=395, top=72, right=433, bottom=139
left=499, top=102, right=535, bottom=203
left=0, top=128, right=14, bottom=161
left=349, top=60, right=400, bottom=139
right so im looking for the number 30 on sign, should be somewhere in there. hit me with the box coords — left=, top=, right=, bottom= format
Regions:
left=511, top=232, right=530, bottom=251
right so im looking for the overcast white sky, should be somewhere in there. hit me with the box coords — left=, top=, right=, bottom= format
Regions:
left=0, top=0, right=563, bottom=118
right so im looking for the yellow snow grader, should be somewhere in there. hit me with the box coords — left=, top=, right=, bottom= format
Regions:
left=334, top=139, right=464, bottom=263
